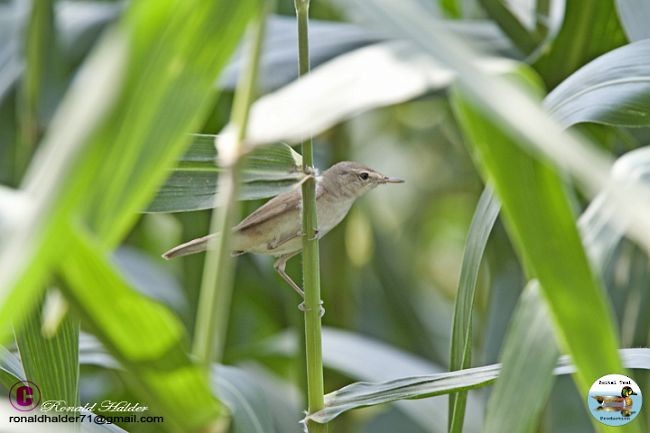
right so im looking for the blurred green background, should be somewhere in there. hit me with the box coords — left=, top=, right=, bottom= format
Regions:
left=1, top=0, right=650, bottom=433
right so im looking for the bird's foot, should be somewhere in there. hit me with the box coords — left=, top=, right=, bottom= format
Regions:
left=306, top=229, right=320, bottom=241
left=298, top=300, right=325, bottom=318
left=292, top=229, right=320, bottom=241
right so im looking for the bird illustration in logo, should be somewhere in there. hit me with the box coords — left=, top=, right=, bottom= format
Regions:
left=592, top=386, right=637, bottom=407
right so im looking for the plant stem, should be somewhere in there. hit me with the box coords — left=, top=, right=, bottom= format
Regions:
left=192, top=6, right=267, bottom=368
left=295, top=1, right=327, bottom=432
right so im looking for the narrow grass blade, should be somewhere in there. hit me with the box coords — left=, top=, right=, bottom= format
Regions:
left=0, top=346, right=23, bottom=387
left=448, top=187, right=499, bottom=433
left=60, top=227, right=222, bottom=433
left=477, top=0, right=540, bottom=54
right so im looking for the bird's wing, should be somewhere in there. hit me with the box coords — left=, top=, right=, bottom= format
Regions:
left=234, top=189, right=302, bottom=232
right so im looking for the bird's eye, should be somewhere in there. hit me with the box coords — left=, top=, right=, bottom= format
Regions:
left=358, top=172, right=369, bottom=181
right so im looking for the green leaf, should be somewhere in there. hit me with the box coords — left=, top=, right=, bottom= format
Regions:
left=80, top=1, right=256, bottom=246
left=438, top=0, right=461, bottom=18
left=477, top=0, right=540, bottom=55
left=533, top=0, right=627, bottom=87
left=545, top=40, right=650, bottom=127
left=615, top=0, right=650, bottom=41
left=473, top=145, right=650, bottom=433
left=483, top=283, right=559, bottom=433
left=0, top=0, right=254, bottom=408
left=0, top=346, right=23, bottom=388
left=147, top=135, right=305, bottom=213
left=448, top=187, right=499, bottom=433
left=305, top=348, right=650, bottom=424
left=451, top=74, right=625, bottom=420
left=15, top=298, right=80, bottom=406
left=226, top=41, right=517, bottom=147
left=263, top=328, right=482, bottom=433
left=60, top=227, right=222, bottom=433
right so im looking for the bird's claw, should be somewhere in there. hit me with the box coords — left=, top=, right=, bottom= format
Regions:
left=298, top=300, right=325, bottom=317
left=308, top=229, right=320, bottom=241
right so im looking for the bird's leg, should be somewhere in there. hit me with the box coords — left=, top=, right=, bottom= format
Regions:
left=273, top=251, right=303, bottom=297
left=273, top=252, right=325, bottom=317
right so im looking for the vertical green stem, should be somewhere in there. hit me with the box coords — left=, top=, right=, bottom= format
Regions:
left=192, top=5, right=268, bottom=368
left=295, top=1, right=327, bottom=431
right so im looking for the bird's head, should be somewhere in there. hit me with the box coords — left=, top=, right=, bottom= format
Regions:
left=622, top=386, right=637, bottom=397
left=321, top=161, right=404, bottom=199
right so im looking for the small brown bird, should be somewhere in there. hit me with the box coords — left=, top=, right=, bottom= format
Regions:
left=163, top=161, right=403, bottom=300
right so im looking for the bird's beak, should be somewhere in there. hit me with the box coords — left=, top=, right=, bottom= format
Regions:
left=382, top=176, right=404, bottom=184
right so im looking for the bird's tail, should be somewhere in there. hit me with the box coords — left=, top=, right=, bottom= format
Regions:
left=162, top=234, right=218, bottom=259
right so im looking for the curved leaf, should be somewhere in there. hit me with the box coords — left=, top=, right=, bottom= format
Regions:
left=533, top=0, right=626, bottom=87
left=615, top=0, right=650, bottom=42
left=306, top=348, right=650, bottom=424
left=224, top=41, right=517, bottom=147
left=262, top=327, right=482, bottom=433
left=448, top=187, right=499, bottom=433
left=468, top=146, right=650, bottom=433
left=545, top=40, right=650, bottom=127
left=453, top=77, right=624, bottom=410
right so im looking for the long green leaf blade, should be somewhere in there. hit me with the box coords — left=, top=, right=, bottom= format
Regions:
left=306, top=348, right=650, bottom=424
left=448, top=187, right=499, bottom=433
left=451, top=74, right=626, bottom=429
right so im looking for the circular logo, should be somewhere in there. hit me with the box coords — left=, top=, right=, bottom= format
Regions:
left=588, top=374, right=642, bottom=426
left=8, top=380, right=41, bottom=412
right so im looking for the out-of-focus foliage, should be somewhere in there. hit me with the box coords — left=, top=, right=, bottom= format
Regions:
left=1, top=0, right=650, bottom=433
